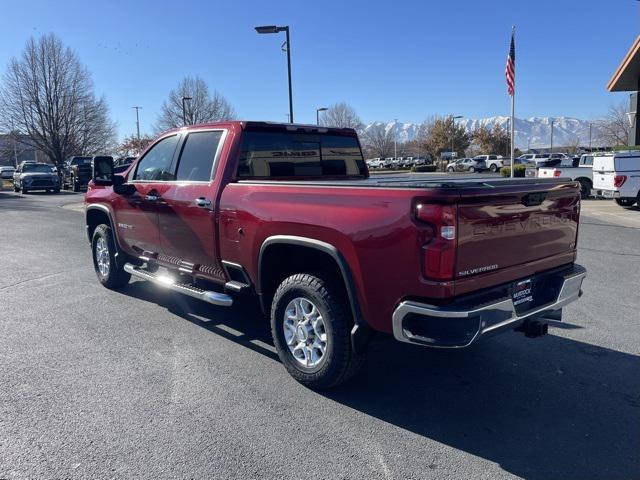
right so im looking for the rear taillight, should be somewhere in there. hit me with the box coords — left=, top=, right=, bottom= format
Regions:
left=553, top=170, right=562, bottom=177
left=415, top=203, right=457, bottom=280
left=614, top=175, right=627, bottom=188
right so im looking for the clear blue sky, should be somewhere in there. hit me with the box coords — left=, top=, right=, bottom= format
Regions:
left=0, top=0, right=638, bottom=139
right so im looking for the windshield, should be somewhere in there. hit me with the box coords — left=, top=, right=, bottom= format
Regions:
left=23, top=164, right=54, bottom=173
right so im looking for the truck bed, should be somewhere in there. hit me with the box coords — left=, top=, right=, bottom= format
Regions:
left=238, top=174, right=570, bottom=189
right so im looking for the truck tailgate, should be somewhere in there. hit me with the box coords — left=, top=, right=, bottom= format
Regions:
left=536, top=168, right=555, bottom=178
left=455, top=181, right=579, bottom=278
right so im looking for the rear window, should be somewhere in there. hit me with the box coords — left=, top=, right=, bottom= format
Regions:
left=71, top=157, right=92, bottom=165
left=237, top=131, right=366, bottom=179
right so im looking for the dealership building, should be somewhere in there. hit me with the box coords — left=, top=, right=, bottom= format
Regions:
left=608, top=35, right=640, bottom=146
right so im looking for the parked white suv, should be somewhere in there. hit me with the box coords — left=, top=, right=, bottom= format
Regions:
left=592, top=151, right=640, bottom=207
left=472, top=155, right=503, bottom=172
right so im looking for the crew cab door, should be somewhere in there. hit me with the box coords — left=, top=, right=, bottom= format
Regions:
left=157, top=129, right=227, bottom=282
left=112, top=134, right=181, bottom=256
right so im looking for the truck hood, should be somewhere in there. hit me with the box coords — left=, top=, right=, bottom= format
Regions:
left=20, top=172, right=58, bottom=180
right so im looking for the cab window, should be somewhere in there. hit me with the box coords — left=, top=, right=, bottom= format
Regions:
left=133, top=135, right=179, bottom=181
left=175, top=130, right=224, bottom=182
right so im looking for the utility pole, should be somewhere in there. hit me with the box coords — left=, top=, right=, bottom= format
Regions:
left=182, top=96, right=192, bottom=126
left=10, top=120, right=18, bottom=167
left=550, top=118, right=554, bottom=153
left=589, top=122, right=593, bottom=150
left=394, top=118, right=398, bottom=159
left=132, top=106, right=141, bottom=142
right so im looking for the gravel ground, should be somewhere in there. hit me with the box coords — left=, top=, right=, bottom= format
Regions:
left=0, top=190, right=638, bottom=479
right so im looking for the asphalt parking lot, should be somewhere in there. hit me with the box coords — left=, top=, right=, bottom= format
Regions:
left=0, top=187, right=639, bottom=479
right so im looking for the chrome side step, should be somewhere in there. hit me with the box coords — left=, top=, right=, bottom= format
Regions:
left=124, top=263, right=233, bottom=307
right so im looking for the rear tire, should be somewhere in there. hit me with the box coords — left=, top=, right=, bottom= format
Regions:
left=91, top=224, right=131, bottom=289
left=577, top=178, right=592, bottom=199
left=270, top=273, right=365, bottom=390
left=615, top=198, right=637, bottom=207
left=469, top=166, right=475, bottom=173
left=447, top=167, right=455, bottom=172
left=490, top=164, right=498, bottom=173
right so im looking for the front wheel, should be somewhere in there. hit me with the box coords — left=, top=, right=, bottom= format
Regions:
left=271, top=273, right=365, bottom=390
left=468, top=166, right=475, bottom=173
left=91, top=224, right=131, bottom=289
left=447, top=167, right=455, bottom=172
left=615, top=198, right=637, bottom=207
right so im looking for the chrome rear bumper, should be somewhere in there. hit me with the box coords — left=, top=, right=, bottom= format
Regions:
left=392, top=265, right=586, bottom=348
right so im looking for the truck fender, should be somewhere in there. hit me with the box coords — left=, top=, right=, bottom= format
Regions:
left=85, top=203, right=128, bottom=269
left=258, top=235, right=372, bottom=354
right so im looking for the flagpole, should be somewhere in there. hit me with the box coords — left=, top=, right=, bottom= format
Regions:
left=510, top=90, right=515, bottom=178
left=510, top=26, right=515, bottom=179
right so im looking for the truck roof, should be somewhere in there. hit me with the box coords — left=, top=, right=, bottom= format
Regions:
left=594, top=150, right=640, bottom=158
left=158, top=121, right=358, bottom=137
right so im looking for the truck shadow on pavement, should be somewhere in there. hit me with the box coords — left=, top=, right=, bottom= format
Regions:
left=120, top=281, right=639, bottom=480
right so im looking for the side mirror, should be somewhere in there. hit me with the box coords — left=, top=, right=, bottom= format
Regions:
left=113, top=174, right=136, bottom=196
left=92, top=156, right=114, bottom=186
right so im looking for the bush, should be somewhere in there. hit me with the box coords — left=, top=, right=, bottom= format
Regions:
left=500, top=164, right=526, bottom=177
left=411, top=164, right=437, bottom=173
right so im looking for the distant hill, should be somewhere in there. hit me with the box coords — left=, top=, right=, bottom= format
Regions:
left=361, top=117, right=603, bottom=149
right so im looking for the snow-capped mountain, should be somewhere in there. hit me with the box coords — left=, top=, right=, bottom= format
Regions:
left=361, top=117, right=601, bottom=149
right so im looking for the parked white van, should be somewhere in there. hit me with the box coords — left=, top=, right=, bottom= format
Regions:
left=592, top=151, right=640, bottom=207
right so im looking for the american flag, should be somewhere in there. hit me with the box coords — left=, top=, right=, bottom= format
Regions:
left=505, top=29, right=515, bottom=96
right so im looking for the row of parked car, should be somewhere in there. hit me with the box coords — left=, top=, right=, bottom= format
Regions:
left=1, top=155, right=135, bottom=194
left=365, top=157, right=430, bottom=169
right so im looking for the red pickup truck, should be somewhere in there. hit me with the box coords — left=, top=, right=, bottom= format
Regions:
left=85, top=121, right=586, bottom=389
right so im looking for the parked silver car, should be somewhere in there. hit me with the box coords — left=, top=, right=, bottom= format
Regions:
left=447, top=157, right=486, bottom=173
left=13, top=162, right=60, bottom=193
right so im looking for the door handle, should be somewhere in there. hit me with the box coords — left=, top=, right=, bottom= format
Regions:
left=195, top=197, right=212, bottom=208
left=144, top=194, right=160, bottom=202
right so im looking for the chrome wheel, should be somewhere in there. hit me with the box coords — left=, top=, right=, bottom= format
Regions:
left=283, top=297, right=327, bottom=368
left=95, top=237, right=110, bottom=278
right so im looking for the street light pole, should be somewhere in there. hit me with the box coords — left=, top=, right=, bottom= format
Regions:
left=284, top=27, right=293, bottom=123
left=255, top=25, right=294, bottom=123
left=316, top=107, right=327, bottom=125
left=451, top=115, right=463, bottom=162
left=132, top=106, right=141, bottom=142
left=182, top=96, right=192, bottom=126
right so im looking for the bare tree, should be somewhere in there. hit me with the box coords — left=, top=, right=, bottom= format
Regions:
left=320, top=102, right=362, bottom=129
left=155, top=76, right=235, bottom=132
left=597, top=101, right=630, bottom=147
left=361, top=123, right=395, bottom=158
left=0, top=34, right=116, bottom=168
